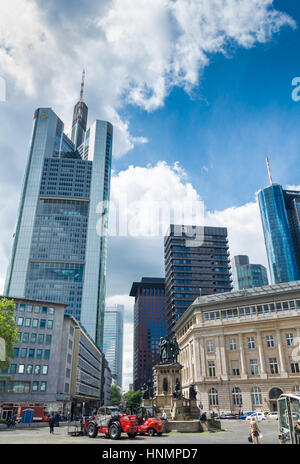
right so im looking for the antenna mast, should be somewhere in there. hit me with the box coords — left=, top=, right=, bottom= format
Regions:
left=266, top=157, right=273, bottom=185
left=80, top=69, right=85, bottom=102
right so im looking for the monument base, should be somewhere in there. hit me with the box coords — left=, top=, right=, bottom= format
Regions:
left=162, top=419, right=222, bottom=433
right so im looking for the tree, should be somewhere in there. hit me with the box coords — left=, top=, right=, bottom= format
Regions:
left=110, top=385, right=122, bottom=405
left=123, top=390, right=142, bottom=409
left=0, top=298, right=19, bottom=369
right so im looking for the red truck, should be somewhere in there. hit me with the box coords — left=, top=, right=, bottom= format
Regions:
left=17, top=406, right=49, bottom=422
left=85, top=406, right=138, bottom=440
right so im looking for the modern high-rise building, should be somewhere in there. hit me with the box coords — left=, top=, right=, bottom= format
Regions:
left=4, top=74, right=113, bottom=348
left=283, top=190, right=300, bottom=275
left=164, top=225, right=232, bottom=334
left=232, top=255, right=269, bottom=290
left=130, top=278, right=167, bottom=391
left=258, top=184, right=299, bottom=285
left=103, top=305, right=124, bottom=388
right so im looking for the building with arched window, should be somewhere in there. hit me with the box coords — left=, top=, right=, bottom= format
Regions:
left=175, top=281, right=300, bottom=413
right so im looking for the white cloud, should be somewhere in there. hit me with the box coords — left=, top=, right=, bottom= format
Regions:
left=0, top=0, right=295, bottom=156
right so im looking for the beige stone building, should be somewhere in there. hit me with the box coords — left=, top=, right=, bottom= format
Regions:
left=174, top=281, right=300, bottom=414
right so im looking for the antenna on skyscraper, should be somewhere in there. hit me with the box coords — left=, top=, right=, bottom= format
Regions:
left=266, top=156, right=273, bottom=185
left=80, top=69, right=85, bottom=102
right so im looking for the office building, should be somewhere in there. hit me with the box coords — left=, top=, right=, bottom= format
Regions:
left=258, top=184, right=299, bottom=284
left=0, top=296, right=104, bottom=418
left=175, top=281, right=300, bottom=413
left=232, top=255, right=268, bottom=290
left=103, top=305, right=124, bottom=388
left=4, top=75, right=113, bottom=347
left=164, top=224, right=232, bottom=334
left=130, top=278, right=167, bottom=391
left=283, top=189, right=300, bottom=275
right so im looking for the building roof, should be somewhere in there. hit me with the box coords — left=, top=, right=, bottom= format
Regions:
left=0, top=295, right=67, bottom=308
left=174, top=280, right=300, bottom=329
left=129, top=277, right=165, bottom=297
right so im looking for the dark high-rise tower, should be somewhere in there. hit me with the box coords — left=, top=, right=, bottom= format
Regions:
left=4, top=74, right=113, bottom=348
left=164, top=225, right=232, bottom=334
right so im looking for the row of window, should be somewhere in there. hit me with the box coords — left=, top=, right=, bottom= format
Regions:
left=203, top=300, right=300, bottom=322
left=13, top=348, right=50, bottom=360
left=15, top=304, right=55, bottom=315
left=18, top=333, right=52, bottom=344
left=208, top=386, right=300, bottom=406
left=2, top=364, right=49, bottom=375
left=206, top=333, right=295, bottom=353
left=206, top=358, right=299, bottom=376
left=15, top=317, right=53, bottom=329
left=0, top=381, right=47, bottom=393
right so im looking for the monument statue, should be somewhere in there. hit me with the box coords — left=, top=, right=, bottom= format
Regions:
left=170, top=336, right=180, bottom=363
left=172, top=378, right=182, bottom=399
left=189, top=385, right=197, bottom=400
left=142, top=382, right=150, bottom=400
left=159, top=336, right=180, bottom=364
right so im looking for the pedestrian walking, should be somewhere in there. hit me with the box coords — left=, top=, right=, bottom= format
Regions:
left=249, top=416, right=261, bottom=444
left=49, top=415, right=55, bottom=434
left=161, top=410, right=167, bottom=420
left=294, top=420, right=300, bottom=444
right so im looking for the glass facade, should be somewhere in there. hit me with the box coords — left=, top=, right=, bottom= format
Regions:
left=103, top=305, right=124, bottom=388
left=232, top=255, right=268, bottom=290
left=5, top=101, right=113, bottom=348
left=258, top=184, right=299, bottom=284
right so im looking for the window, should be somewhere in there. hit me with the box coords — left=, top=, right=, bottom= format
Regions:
left=68, top=340, right=73, bottom=350
left=9, top=364, right=17, bottom=374
left=207, top=340, right=214, bottom=353
left=49, top=307, right=55, bottom=315
left=17, top=317, right=24, bottom=326
left=208, top=362, right=216, bottom=377
left=42, top=365, right=48, bottom=375
left=36, top=349, right=43, bottom=359
left=8, top=381, right=30, bottom=393
left=34, top=306, right=40, bottom=313
left=14, top=348, right=19, bottom=358
left=291, top=362, right=300, bottom=373
left=44, top=350, right=50, bottom=360
left=293, top=385, right=300, bottom=394
left=0, top=381, right=5, bottom=393
left=24, top=318, right=31, bottom=327
left=248, top=337, right=255, bottom=349
left=20, top=348, right=27, bottom=358
left=266, top=335, right=274, bottom=348
left=32, top=319, right=39, bottom=328
left=250, top=359, right=259, bottom=375
left=45, top=335, right=52, bottom=345
left=269, top=357, right=279, bottom=374
left=27, top=305, right=32, bottom=313
left=47, top=320, right=53, bottom=329
left=64, top=383, right=69, bottom=393
left=38, top=334, right=44, bottom=344
left=30, top=333, right=37, bottom=343
left=67, top=354, right=72, bottom=363
left=209, top=388, right=218, bottom=406
left=19, top=304, right=25, bottom=312
left=40, top=319, right=46, bottom=328
left=32, top=381, right=39, bottom=392
left=26, top=365, right=33, bottom=375
left=66, top=368, right=70, bottom=378
left=42, top=306, right=48, bottom=314
left=40, top=382, right=47, bottom=392
left=232, top=387, right=242, bottom=405
left=28, top=349, right=35, bottom=359
left=70, top=326, right=74, bottom=336
left=231, top=361, right=240, bottom=376
left=22, top=333, right=29, bottom=342
left=251, top=387, right=262, bottom=405
left=34, top=365, right=41, bottom=375
left=18, top=364, right=25, bottom=374
left=230, top=338, right=237, bottom=351
left=286, top=333, right=294, bottom=346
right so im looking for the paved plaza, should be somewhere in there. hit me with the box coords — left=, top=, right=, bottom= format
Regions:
left=0, top=420, right=279, bottom=444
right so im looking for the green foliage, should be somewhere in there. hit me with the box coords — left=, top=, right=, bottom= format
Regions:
left=123, top=390, right=142, bottom=408
left=0, top=298, right=19, bottom=369
left=110, top=384, right=122, bottom=405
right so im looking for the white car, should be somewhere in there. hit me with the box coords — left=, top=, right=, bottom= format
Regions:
left=267, top=412, right=278, bottom=420
left=246, top=412, right=267, bottom=421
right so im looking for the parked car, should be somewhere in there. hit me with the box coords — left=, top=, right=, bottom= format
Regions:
left=239, top=411, right=255, bottom=420
left=138, top=417, right=163, bottom=436
left=218, top=413, right=238, bottom=419
left=267, top=412, right=278, bottom=420
left=245, top=412, right=267, bottom=421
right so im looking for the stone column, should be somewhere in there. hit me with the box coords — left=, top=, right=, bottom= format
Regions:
left=199, top=337, right=207, bottom=378
left=257, top=330, right=267, bottom=379
left=276, top=329, right=288, bottom=377
left=193, top=338, right=202, bottom=382
left=219, top=335, right=228, bottom=380
left=238, top=333, right=247, bottom=379
left=188, top=342, right=193, bottom=382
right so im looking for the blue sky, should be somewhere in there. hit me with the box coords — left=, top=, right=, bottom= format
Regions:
left=115, top=0, right=300, bottom=211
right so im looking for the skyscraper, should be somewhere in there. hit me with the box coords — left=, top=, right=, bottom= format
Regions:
left=164, top=224, right=232, bottom=334
left=283, top=189, right=300, bottom=275
left=232, top=255, right=269, bottom=290
left=4, top=75, right=113, bottom=348
left=103, top=305, right=124, bottom=388
left=130, top=278, right=166, bottom=391
left=258, top=184, right=299, bottom=285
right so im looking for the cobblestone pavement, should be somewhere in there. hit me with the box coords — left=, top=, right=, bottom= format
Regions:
left=0, top=420, right=279, bottom=444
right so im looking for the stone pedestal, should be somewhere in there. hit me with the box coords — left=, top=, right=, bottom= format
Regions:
left=153, top=362, right=183, bottom=418
left=141, top=398, right=152, bottom=408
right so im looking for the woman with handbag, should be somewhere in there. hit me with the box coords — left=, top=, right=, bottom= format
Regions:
left=249, top=416, right=261, bottom=444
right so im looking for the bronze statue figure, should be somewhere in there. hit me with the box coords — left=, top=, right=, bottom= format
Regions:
left=172, top=378, right=182, bottom=399
left=142, top=382, right=149, bottom=399
left=189, top=384, right=197, bottom=400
